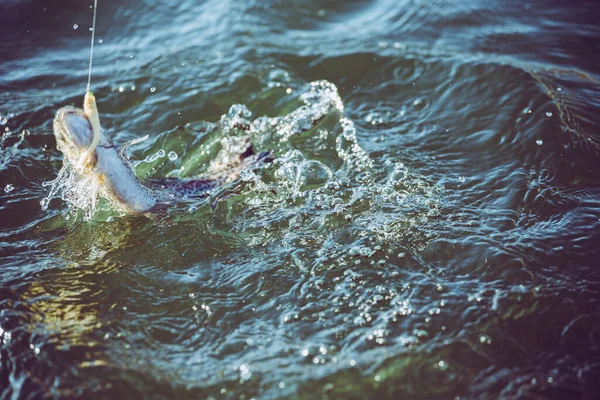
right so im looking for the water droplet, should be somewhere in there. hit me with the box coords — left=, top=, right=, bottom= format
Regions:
left=143, top=154, right=154, bottom=163
left=479, top=334, right=492, bottom=344
left=536, top=139, right=543, bottom=146
left=168, top=151, right=178, bottom=161
left=157, top=149, right=166, bottom=158
left=98, top=39, right=103, bottom=44
left=150, top=86, right=157, bottom=93
left=239, top=364, right=251, bottom=381
left=546, top=111, right=553, bottom=117
left=73, top=24, right=79, bottom=30
left=239, top=169, right=257, bottom=182
left=118, top=86, right=124, bottom=93
left=40, top=198, right=50, bottom=210
left=4, top=184, right=14, bottom=193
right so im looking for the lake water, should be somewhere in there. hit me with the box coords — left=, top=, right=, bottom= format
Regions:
left=1, top=0, right=600, bottom=398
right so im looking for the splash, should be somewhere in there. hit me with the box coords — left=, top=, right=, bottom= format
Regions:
left=211, top=81, right=444, bottom=256
left=42, top=79, right=441, bottom=225
left=41, top=158, right=103, bottom=220
left=0, top=129, right=27, bottom=170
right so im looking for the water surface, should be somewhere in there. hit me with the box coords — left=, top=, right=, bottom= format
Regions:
left=1, top=0, right=600, bottom=398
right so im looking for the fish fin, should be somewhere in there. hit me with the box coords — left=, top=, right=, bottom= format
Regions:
left=210, top=182, right=247, bottom=210
left=118, top=134, right=150, bottom=158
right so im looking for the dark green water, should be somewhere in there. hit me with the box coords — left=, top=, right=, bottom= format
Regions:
left=2, top=0, right=600, bottom=398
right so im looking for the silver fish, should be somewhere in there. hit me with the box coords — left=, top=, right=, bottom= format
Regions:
left=52, top=105, right=268, bottom=214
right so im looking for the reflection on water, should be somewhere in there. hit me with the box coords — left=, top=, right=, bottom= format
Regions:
left=2, top=0, right=600, bottom=398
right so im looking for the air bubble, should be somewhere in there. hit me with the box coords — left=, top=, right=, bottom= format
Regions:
left=536, top=139, right=543, bottom=146
left=168, top=151, right=178, bottom=161
left=4, top=184, right=14, bottom=193
left=73, top=24, right=79, bottom=30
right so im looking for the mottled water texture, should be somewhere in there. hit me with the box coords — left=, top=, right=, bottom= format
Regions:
left=2, top=0, right=600, bottom=398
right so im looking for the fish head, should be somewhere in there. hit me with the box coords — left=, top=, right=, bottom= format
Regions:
left=53, top=106, right=96, bottom=165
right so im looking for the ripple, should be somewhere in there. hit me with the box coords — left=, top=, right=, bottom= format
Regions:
left=3, top=0, right=600, bottom=398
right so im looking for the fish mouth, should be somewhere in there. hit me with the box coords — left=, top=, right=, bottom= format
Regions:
left=53, top=106, right=94, bottom=156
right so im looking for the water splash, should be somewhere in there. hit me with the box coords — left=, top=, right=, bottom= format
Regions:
left=0, top=129, right=27, bottom=170
left=41, top=80, right=440, bottom=227
left=41, top=158, right=103, bottom=220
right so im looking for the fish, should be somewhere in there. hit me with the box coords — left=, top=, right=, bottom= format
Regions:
left=52, top=93, right=270, bottom=215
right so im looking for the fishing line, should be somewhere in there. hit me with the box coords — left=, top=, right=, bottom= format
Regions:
left=80, top=0, right=101, bottom=169
left=86, top=0, right=98, bottom=93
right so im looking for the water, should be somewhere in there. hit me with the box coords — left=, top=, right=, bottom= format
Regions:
left=2, top=0, right=600, bottom=398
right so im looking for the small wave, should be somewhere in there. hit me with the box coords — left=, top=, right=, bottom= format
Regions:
left=533, top=69, right=600, bottom=155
